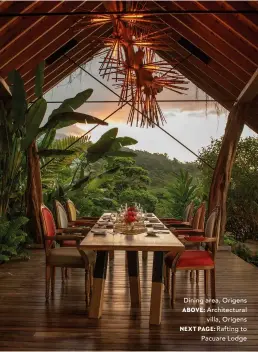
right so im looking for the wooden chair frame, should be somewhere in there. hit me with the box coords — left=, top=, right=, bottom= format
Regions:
left=165, top=206, right=220, bottom=307
left=40, top=204, right=94, bottom=305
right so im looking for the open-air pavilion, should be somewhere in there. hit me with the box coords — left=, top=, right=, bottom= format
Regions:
left=0, top=1, right=258, bottom=351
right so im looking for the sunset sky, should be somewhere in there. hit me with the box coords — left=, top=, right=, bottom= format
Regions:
left=44, top=58, right=256, bottom=162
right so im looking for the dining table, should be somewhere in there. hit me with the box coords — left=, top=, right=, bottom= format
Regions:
left=79, top=212, right=185, bottom=325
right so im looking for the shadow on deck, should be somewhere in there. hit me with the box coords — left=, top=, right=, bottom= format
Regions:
left=0, top=250, right=257, bottom=351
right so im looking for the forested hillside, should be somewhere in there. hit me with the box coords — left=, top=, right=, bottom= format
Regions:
left=133, top=149, right=200, bottom=189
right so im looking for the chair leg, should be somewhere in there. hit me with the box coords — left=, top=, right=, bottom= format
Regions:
left=85, top=268, right=90, bottom=306
left=210, top=268, right=216, bottom=300
left=196, top=270, right=199, bottom=284
left=45, top=266, right=51, bottom=302
left=61, top=268, right=65, bottom=282
left=65, top=267, right=69, bottom=279
left=142, top=251, right=148, bottom=260
left=204, top=270, right=209, bottom=296
left=164, top=266, right=170, bottom=292
left=51, top=267, right=56, bottom=295
left=109, top=250, right=114, bottom=260
left=171, top=272, right=176, bottom=307
left=190, top=270, right=194, bottom=280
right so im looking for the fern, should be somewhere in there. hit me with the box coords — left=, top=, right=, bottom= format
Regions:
left=0, top=216, right=28, bottom=261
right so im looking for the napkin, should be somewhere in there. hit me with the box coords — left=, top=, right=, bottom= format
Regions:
left=92, top=229, right=107, bottom=235
left=153, top=224, right=165, bottom=229
left=148, top=218, right=160, bottom=223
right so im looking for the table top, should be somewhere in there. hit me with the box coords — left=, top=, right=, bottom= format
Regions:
left=80, top=213, right=185, bottom=252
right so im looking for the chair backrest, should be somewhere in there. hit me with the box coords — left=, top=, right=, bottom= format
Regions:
left=66, top=199, right=77, bottom=222
left=55, top=200, right=69, bottom=228
left=199, top=202, right=206, bottom=231
left=204, top=206, right=221, bottom=252
left=40, top=205, right=56, bottom=252
left=183, top=202, right=194, bottom=222
left=191, top=202, right=206, bottom=230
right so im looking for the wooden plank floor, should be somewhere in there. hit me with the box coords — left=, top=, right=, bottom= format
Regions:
left=0, top=250, right=257, bottom=351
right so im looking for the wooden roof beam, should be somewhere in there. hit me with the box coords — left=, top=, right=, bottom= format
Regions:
left=195, top=1, right=258, bottom=50
left=2, top=2, right=102, bottom=79
left=0, top=1, right=85, bottom=74
left=236, top=68, right=258, bottom=104
left=27, top=47, right=102, bottom=101
left=153, top=1, right=258, bottom=71
left=23, top=25, right=112, bottom=94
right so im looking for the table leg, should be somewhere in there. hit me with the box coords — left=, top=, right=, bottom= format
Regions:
left=126, top=251, right=141, bottom=308
left=150, top=251, right=164, bottom=325
left=89, top=251, right=108, bottom=319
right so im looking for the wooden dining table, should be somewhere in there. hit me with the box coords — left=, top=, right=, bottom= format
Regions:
left=79, top=213, right=185, bottom=325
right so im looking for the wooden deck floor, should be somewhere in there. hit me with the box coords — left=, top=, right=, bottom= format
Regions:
left=0, top=250, right=257, bottom=351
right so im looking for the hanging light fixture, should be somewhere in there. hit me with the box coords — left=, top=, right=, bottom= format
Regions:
left=76, top=1, right=189, bottom=127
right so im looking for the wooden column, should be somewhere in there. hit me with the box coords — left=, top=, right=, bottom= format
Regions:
left=208, top=104, right=246, bottom=243
left=26, top=141, right=43, bottom=244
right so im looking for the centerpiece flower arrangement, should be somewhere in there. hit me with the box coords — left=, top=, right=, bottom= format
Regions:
left=124, top=206, right=138, bottom=226
left=114, top=204, right=145, bottom=235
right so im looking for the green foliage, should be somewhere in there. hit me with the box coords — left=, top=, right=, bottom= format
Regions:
left=167, top=169, right=200, bottom=218
left=0, top=216, right=28, bottom=262
left=22, top=97, right=47, bottom=150
left=198, top=136, right=258, bottom=240
left=118, top=189, right=158, bottom=212
left=87, top=128, right=137, bottom=163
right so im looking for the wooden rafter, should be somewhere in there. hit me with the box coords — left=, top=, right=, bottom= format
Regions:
left=153, top=1, right=257, bottom=73
left=195, top=1, right=258, bottom=50
left=13, top=2, right=103, bottom=78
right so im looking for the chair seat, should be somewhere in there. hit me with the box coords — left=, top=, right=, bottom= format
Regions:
left=47, top=247, right=96, bottom=267
left=165, top=250, right=214, bottom=269
left=62, top=240, right=77, bottom=246
left=185, top=236, right=206, bottom=242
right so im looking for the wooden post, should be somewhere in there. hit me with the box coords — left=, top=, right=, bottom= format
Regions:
left=26, top=141, right=43, bottom=244
left=208, top=104, right=245, bottom=244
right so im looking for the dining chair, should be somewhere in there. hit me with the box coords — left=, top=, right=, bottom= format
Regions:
left=66, top=199, right=99, bottom=225
left=54, top=200, right=93, bottom=247
left=164, top=206, right=220, bottom=306
left=66, top=199, right=115, bottom=260
left=161, top=201, right=194, bottom=227
left=40, top=204, right=96, bottom=305
left=170, top=202, right=206, bottom=282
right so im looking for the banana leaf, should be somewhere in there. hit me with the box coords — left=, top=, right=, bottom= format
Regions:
left=86, top=128, right=118, bottom=162
left=34, top=61, right=45, bottom=98
left=110, top=137, right=138, bottom=151
left=22, top=97, right=47, bottom=150
left=37, top=129, right=56, bottom=150
left=39, top=111, right=108, bottom=134
left=48, top=89, right=94, bottom=119
left=8, top=70, right=27, bottom=129
left=37, top=149, right=75, bottom=157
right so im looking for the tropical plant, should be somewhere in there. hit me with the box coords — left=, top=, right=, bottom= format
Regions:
left=198, top=137, right=258, bottom=240
left=167, top=169, right=200, bottom=218
left=0, top=216, right=28, bottom=262
left=42, top=128, right=138, bottom=211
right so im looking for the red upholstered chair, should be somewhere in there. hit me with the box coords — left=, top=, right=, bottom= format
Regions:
left=165, top=206, right=220, bottom=306
left=169, top=202, right=206, bottom=234
left=40, top=204, right=96, bottom=305
left=170, top=202, right=206, bottom=282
